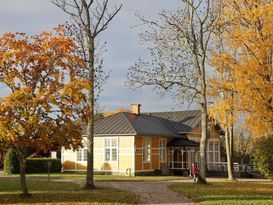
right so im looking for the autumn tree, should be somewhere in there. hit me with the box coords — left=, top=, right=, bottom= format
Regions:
left=252, top=135, right=273, bottom=179
left=233, top=128, right=253, bottom=165
left=51, top=0, right=122, bottom=189
left=127, top=0, right=221, bottom=183
left=215, top=0, right=273, bottom=137
left=0, top=27, right=87, bottom=196
left=0, top=139, right=8, bottom=169
left=209, top=38, right=238, bottom=180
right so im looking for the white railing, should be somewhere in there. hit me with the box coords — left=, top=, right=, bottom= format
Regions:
left=207, top=162, right=257, bottom=173
left=169, top=161, right=190, bottom=169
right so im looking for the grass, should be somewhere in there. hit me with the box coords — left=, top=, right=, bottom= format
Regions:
left=169, top=181, right=273, bottom=205
left=0, top=177, right=138, bottom=204
left=12, top=173, right=188, bottom=181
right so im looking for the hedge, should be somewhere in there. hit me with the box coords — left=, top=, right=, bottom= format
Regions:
left=4, top=150, right=61, bottom=174
left=25, top=158, right=62, bottom=173
left=4, top=148, right=20, bottom=175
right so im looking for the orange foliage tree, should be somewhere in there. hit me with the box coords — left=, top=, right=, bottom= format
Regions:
left=0, top=26, right=88, bottom=196
left=209, top=49, right=239, bottom=180
left=211, top=0, right=273, bottom=137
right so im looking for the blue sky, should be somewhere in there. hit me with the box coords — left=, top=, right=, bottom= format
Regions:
left=0, top=0, right=196, bottom=112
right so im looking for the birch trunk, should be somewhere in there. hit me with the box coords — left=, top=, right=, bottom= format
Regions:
left=86, top=89, right=95, bottom=188
left=198, top=75, right=208, bottom=184
left=225, top=127, right=234, bottom=180
left=85, top=1, right=95, bottom=188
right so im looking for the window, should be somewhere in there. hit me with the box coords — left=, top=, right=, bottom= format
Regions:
left=207, top=142, right=214, bottom=163
left=77, top=148, right=88, bottom=162
left=104, top=138, right=117, bottom=162
left=214, top=142, right=220, bottom=162
left=143, top=138, right=151, bottom=162
left=105, top=148, right=111, bottom=161
left=77, top=149, right=82, bottom=161
left=207, top=141, right=220, bottom=163
left=209, top=142, right=214, bottom=151
left=159, top=139, right=167, bottom=162
left=112, top=148, right=117, bottom=161
left=83, top=149, right=88, bottom=161
left=209, top=152, right=214, bottom=162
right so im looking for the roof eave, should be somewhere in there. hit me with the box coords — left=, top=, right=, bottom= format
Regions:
left=136, top=133, right=185, bottom=138
left=94, top=133, right=137, bottom=137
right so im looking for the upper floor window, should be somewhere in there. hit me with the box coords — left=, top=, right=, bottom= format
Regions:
left=104, top=138, right=117, bottom=162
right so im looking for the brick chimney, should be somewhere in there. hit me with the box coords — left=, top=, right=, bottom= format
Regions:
left=131, top=104, right=141, bottom=115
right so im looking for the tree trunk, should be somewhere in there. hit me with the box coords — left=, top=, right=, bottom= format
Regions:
left=85, top=59, right=95, bottom=189
left=198, top=99, right=208, bottom=184
left=86, top=107, right=95, bottom=189
left=197, top=46, right=209, bottom=184
left=85, top=19, right=95, bottom=189
left=225, top=127, right=235, bottom=180
left=229, top=124, right=234, bottom=164
left=19, top=156, right=29, bottom=196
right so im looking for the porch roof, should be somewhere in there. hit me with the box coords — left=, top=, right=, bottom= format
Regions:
left=167, top=138, right=199, bottom=148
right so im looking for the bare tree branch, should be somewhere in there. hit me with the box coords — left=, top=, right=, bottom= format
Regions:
left=51, top=0, right=121, bottom=189
left=127, top=0, right=221, bottom=183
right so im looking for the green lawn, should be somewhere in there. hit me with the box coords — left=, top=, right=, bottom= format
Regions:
left=169, top=181, right=273, bottom=205
left=0, top=178, right=137, bottom=205
left=22, top=173, right=188, bottom=181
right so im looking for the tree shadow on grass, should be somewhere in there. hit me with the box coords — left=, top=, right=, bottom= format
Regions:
left=197, top=195, right=273, bottom=204
left=0, top=187, right=137, bottom=204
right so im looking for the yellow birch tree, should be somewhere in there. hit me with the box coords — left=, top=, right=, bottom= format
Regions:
left=212, top=0, right=273, bottom=138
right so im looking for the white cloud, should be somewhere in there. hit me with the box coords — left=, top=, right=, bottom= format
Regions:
left=0, top=0, right=191, bottom=112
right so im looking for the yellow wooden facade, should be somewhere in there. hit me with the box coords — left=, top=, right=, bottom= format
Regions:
left=62, top=136, right=135, bottom=175
left=62, top=123, right=221, bottom=175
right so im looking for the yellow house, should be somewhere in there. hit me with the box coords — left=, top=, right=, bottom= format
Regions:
left=62, top=104, right=223, bottom=176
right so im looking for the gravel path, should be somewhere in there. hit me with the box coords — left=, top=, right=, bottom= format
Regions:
left=48, top=179, right=198, bottom=204
left=3, top=173, right=268, bottom=205
left=97, top=181, right=199, bottom=205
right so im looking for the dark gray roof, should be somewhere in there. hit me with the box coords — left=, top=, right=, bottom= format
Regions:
left=127, top=113, right=182, bottom=137
left=93, top=110, right=202, bottom=137
left=94, top=112, right=182, bottom=137
left=142, top=110, right=201, bottom=133
left=167, top=138, right=200, bottom=147
left=94, top=112, right=136, bottom=135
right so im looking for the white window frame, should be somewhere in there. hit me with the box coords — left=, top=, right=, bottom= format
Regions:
left=214, top=141, right=220, bottom=162
left=207, top=141, right=214, bottom=163
left=206, top=141, right=220, bottom=163
left=159, top=139, right=167, bottom=163
left=143, top=138, right=151, bottom=162
left=77, top=148, right=88, bottom=162
left=104, top=137, right=118, bottom=162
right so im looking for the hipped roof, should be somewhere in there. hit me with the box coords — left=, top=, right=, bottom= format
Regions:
left=93, top=110, right=202, bottom=137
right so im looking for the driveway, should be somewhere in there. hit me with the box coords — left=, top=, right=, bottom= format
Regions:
left=95, top=178, right=270, bottom=204
left=96, top=181, right=198, bottom=205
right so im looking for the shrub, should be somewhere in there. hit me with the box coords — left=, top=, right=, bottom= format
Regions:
left=25, top=158, right=62, bottom=173
left=4, top=148, right=20, bottom=174
left=4, top=150, right=61, bottom=174
left=252, top=135, right=273, bottom=180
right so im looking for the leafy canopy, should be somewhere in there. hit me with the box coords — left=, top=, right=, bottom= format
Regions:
left=0, top=26, right=89, bottom=154
left=210, top=0, right=273, bottom=137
